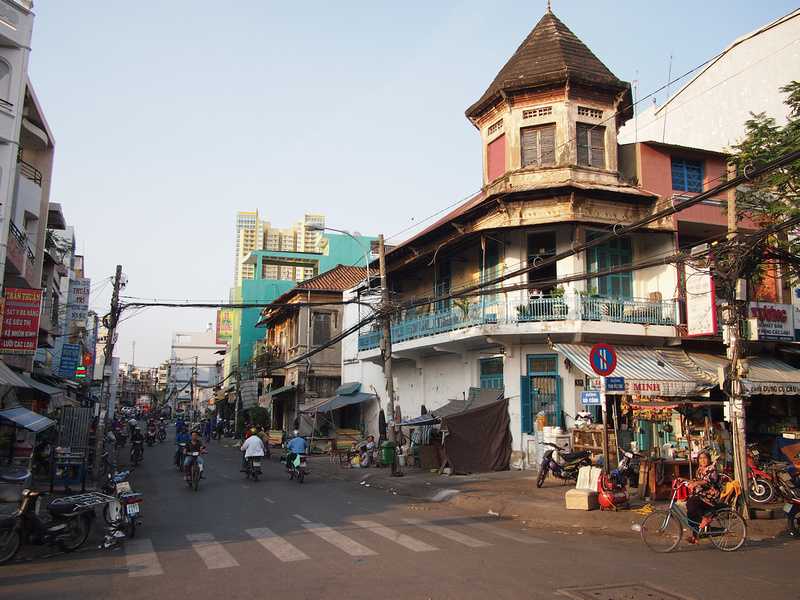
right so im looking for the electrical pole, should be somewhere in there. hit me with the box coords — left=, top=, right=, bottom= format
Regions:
left=378, top=235, right=398, bottom=474
left=191, top=356, right=198, bottom=421
left=725, top=163, right=749, bottom=518
left=95, top=264, right=123, bottom=476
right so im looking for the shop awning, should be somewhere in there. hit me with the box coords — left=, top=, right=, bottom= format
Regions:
left=686, top=353, right=800, bottom=396
left=20, top=374, right=66, bottom=398
left=305, top=392, right=377, bottom=414
left=0, top=362, right=33, bottom=389
left=553, top=344, right=710, bottom=397
left=267, top=384, right=296, bottom=399
left=0, top=406, right=56, bottom=432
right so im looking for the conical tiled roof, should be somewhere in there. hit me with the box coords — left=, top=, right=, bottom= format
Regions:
left=466, top=11, right=628, bottom=119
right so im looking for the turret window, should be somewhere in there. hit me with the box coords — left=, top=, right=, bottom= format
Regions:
left=576, top=123, right=605, bottom=168
left=521, top=124, right=555, bottom=168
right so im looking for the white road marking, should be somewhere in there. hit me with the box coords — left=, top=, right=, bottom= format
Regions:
left=263, top=497, right=275, bottom=504
left=186, top=533, right=240, bottom=569
left=125, top=538, right=164, bottom=577
left=402, top=518, right=491, bottom=548
left=352, top=520, right=438, bottom=552
left=246, top=527, right=309, bottom=562
left=293, top=514, right=311, bottom=523
left=465, top=521, right=547, bottom=545
left=302, top=523, right=377, bottom=557
left=430, top=488, right=460, bottom=502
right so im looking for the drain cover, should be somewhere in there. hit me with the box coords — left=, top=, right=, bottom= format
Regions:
left=557, top=583, right=696, bottom=600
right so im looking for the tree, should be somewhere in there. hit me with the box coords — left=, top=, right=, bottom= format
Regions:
left=729, top=81, right=800, bottom=285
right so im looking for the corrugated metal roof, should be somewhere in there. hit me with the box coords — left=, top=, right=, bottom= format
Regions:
left=685, top=352, right=800, bottom=396
left=553, top=344, right=710, bottom=397
left=0, top=361, right=33, bottom=389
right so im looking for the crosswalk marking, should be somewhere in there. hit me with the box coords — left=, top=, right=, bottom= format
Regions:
left=293, top=514, right=311, bottom=523
left=301, top=523, right=377, bottom=557
left=125, top=538, right=164, bottom=577
left=402, top=518, right=491, bottom=548
left=186, top=533, right=240, bottom=569
left=352, top=520, right=438, bottom=552
left=465, top=521, right=547, bottom=545
left=246, top=527, right=310, bottom=562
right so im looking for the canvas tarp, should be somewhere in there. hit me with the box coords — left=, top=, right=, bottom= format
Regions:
left=442, top=398, right=511, bottom=474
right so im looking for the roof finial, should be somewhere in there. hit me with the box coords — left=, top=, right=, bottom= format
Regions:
left=547, top=0, right=552, bottom=12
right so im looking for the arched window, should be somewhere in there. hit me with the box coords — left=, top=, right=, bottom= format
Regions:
left=0, top=60, right=11, bottom=106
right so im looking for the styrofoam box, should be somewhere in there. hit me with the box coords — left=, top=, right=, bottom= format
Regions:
left=565, top=488, right=599, bottom=511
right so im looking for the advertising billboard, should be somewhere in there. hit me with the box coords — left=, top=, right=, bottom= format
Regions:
left=0, top=288, right=42, bottom=354
left=216, top=308, right=235, bottom=345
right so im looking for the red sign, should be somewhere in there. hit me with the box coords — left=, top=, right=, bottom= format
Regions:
left=0, top=288, right=43, bottom=355
left=589, top=343, right=617, bottom=377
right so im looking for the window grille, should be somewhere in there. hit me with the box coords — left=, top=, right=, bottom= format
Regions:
left=487, top=119, right=504, bottom=136
left=577, top=106, right=603, bottom=119
left=522, top=106, right=553, bottom=119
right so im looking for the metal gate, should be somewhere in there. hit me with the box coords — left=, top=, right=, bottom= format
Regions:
left=58, top=407, right=92, bottom=447
left=527, top=355, right=562, bottom=428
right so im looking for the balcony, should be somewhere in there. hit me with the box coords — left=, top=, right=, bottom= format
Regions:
left=357, top=295, right=678, bottom=351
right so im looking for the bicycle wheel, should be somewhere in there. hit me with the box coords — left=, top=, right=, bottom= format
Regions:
left=708, top=509, right=746, bottom=552
left=640, top=510, right=682, bottom=553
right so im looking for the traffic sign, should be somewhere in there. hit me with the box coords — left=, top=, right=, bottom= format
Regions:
left=589, top=343, right=617, bottom=377
left=605, top=376, right=625, bottom=392
left=581, top=391, right=601, bottom=405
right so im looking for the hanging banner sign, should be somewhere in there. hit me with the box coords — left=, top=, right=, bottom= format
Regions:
left=216, top=309, right=235, bottom=345
left=0, top=288, right=42, bottom=354
left=66, top=278, right=91, bottom=324
left=58, top=343, right=81, bottom=378
left=685, top=260, right=717, bottom=337
left=240, top=380, right=258, bottom=409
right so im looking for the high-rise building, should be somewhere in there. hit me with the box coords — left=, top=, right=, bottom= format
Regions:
left=233, top=211, right=261, bottom=284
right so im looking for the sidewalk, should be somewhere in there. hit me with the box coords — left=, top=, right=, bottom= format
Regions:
left=301, top=454, right=791, bottom=541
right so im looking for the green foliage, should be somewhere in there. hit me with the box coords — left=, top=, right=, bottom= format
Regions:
left=730, top=81, right=800, bottom=222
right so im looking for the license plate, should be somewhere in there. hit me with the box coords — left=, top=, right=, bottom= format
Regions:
left=126, top=503, right=140, bottom=516
left=116, top=481, right=131, bottom=493
left=252, top=461, right=261, bottom=468
left=784, top=503, right=794, bottom=514
left=300, top=461, right=307, bottom=467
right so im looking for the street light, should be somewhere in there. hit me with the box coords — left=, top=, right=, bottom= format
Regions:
left=306, top=225, right=373, bottom=290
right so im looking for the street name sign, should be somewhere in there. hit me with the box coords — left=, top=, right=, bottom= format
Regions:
left=581, top=391, right=601, bottom=405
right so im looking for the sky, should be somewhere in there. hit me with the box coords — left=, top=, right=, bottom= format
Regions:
left=28, top=0, right=797, bottom=368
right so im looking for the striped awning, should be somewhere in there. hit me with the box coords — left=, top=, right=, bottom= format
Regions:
left=686, top=353, right=800, bottom=396
left=553, top=344, right=711, bottom=397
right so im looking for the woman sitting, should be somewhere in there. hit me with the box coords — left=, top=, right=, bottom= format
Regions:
left=685, top=451, right=721, bottom=544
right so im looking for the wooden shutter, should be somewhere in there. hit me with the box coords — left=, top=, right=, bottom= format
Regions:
left=577, top=123, right=590, bottom=166
left=540, top=125, right=555, bottom=165
left=590, top=127, right=605, bottom=168
left=521, top=127, right=539, bottom=167
left=521, top=124, right=556, bottom=168
left=520, top=376, right=532, bottom=433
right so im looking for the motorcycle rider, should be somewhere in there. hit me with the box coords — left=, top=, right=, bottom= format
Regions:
left=240, top=429, right=266, bottom=473
left=131, top=425, right=145, bottom=457
left=184, top=429, right=207, bottom=480
left=286, top=430, right=308, bottom=470
left=175, top=427, right=191, bottom=467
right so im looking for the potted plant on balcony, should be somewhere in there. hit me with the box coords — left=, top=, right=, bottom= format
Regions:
left=551, top=286, right=568, bottom=318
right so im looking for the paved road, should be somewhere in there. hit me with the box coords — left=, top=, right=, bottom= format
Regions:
left=3, top=434, right=798, bottom=600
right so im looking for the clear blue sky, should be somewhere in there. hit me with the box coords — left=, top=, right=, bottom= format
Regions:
left=28, top=0, right=797, bottom=367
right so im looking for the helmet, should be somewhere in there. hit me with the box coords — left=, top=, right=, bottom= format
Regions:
left=293, top=430, right=299, bottom=437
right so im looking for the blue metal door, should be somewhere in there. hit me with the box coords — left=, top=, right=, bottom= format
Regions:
left=526, top=355, right=563, bottom=428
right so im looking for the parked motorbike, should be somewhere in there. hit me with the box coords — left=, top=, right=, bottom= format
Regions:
left=245, top=456, right=263, bottom=481
left=597, top=448, right=642, bottom=510
left=130, top=440, right=144, bottom=466
left=747, top=444, right=777, bottom=504
left=0, top=488, right=96, bottom=564
left=536, top=442, right=591, bottom=488
left=765, top=463, right=800, bottom=537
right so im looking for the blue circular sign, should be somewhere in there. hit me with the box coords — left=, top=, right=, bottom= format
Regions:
left=589, top=343, right=617, bottom=377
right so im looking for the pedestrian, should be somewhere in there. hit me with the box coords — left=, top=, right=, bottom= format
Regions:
left=203, top=418, right=212, bottom=443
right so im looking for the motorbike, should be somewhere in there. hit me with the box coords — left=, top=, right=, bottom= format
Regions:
left=175, top=442, right=187, bottom=471
left=157, top=421, right=167, bottom=443
left=245, top=456, right=263, bottom=481
left=283, top=453, right=307, bottom=483
left=145, top=427, right=157, bottom=447
left=0, top=488, right=97, bottom=564
left=184, top=451, right=205, bottom=491
left=747, top=444, right=777, bottom=504
left=99, top=459, right=143, bottom=539
left=114, top=429, right=128, bottom=449
left=536, top=442, right=591, bottom=488
left=598, top=448, right=642, bottom=511
left=130, top=439, right=144, bottom=466
left=766, top=463, right=800, bottom=537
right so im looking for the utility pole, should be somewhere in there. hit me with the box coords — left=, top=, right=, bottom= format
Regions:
left=95, top=264, right=123, bottom=476
left=725, top=163, right=749, bottom=518
left=234, top=341, right=242, bottom=437
left=378, top=235, right=398, bottom=474
left=191, top=356, right=198, bottom=421
left=131, top=340, right=136, bottom=368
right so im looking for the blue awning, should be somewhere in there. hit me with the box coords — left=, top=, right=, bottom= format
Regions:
left=0, top=406, right=56, bottom=433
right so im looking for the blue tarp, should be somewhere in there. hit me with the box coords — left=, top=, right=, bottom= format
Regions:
left=0, top=406, right=55, bottom=433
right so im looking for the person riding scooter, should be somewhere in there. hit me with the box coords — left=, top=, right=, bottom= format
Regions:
left=286, top=430, right=308, bottom=469
left=184, top=430, right=207, bottom=480
left=240, top=430, right=266, bottom=475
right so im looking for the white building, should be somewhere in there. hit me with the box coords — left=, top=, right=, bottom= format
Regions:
left=618, top=8, right=800, bottom=152
left=168, top=325, right=225, bottom=411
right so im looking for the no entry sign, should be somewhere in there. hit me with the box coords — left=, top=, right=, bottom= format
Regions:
left=589, top=343, right=617, bottom=377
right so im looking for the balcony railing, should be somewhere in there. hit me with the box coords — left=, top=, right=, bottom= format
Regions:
left=17, top=159, right=42, bottom=186
left=357, top=295, right=678, bottom=351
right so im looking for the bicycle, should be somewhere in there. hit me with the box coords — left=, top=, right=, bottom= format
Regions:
left=640, top=478, right=746, bottom=553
